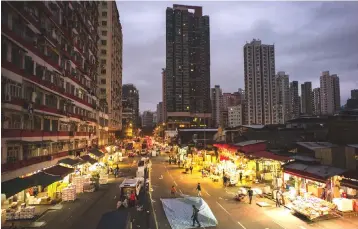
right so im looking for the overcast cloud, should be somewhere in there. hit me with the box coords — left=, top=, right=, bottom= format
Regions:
left=117, top=1, right=358, bottom=112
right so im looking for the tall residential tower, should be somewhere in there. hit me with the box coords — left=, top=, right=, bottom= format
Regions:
left=165, top=4, right=211, bottom=129
left=289, top=81, right=300, bottom=119
left=301, top=82, right=313, bottom=115
left=320, top=71, right=341, bottom=115
left=276, top=71, right=290, bottom=124
left=244, top=39, right=277, bottom=125
left=98, top=1, right=123, bottom=137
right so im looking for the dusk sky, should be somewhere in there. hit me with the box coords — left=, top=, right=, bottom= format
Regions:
left=117, top=1, right=358, bottom=112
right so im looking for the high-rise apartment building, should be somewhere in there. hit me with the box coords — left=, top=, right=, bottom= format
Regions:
left=1, top=1, right=105, bottom=182
left=301, top=82, right=313, bottom=115
left=222, top=92, right=241, bottom=110
left=320, top=71, right=341, bottom=115
left=98, top=1, right=123, bottom=137
left=211, top=85, right=223, bottom=127
left=289, top=81, right=300, bottom=119
left=313, top=88, right=321, bottom=116
left=165, top=4, right=211, bottom=129
left=276, top=71, right=290, bottom=124
left=228, top=105, right=242, bottom=128
left=244, top=39, right=277, bottom=125
left=351, top=89, right=358, bottom=100
left=156, top=102, right=164, bottom=124
left=162, top=68, right=167, bottom=123
left=122, top=84, right=139, bottom=129
left=142, top=111, right=154, bottom=128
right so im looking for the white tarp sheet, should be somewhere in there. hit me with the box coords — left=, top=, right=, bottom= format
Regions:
left=161, top=196, right=218, bottom=229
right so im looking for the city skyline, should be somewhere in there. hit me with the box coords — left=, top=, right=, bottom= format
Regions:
left=118, top=1, right=358, bottom=111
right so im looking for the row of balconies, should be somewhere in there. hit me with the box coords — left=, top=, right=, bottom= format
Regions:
left=1, top=129, right=95, bottom=138
left=2, top=61, right=97, bottom=111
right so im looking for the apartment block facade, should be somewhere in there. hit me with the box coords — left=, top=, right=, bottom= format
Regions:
left=301, top=82, right=313, bottom=115
left=276, top=71, right=290, bottom=124
left=228, top=105, right=242, bottom=128
left=98, top=1, right=123, bottom=137
left=244, top=39, right=277, bottom=125
left=313, top=88, right=321, bottom=115
left=1, top=1, right=108, bottom=182
left=289, top=81, right=300, bottom=119
left=122, top=84, right=139, bottom=133
left=320, top=71, right=341, bottom=115
left=165, top=4, right=211, bottom=129
left=211, top=85, right=223, bottom=127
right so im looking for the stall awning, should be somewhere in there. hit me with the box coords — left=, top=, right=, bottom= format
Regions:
left=1, top=172, right=62, bottom=198
left=80, top=155, right=98, bottom=164
left=43, top=165, right=74, bottom=177
left=58, top=158, right=83, bottom=166
left=1, top=177, right=34, bottom=198
left=283, top=162, right=346, bottom=183
left=249, top=151, right=290, bottom=162
left=340, top=178, right=358, bottom=189
left=89, top=148, right=104, bottom=158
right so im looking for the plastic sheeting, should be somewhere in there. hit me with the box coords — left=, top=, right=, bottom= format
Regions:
left=161, top=196, right=218, bottom=229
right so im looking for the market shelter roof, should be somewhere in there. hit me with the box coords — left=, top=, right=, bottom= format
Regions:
left=89, top=148, right=105, bottom=158
left=80, top=155, right=98, bottom=164
left=283, top=162, right=346, bottom=183
left=250, top=151, right=290, bottom=162
left=1, top=172, right=62, bottom=198
left=43, top=165, right=74, bottom=177
left=58, top=158, right=84, bottom=166
left=233, top=140, right=266, bottom=147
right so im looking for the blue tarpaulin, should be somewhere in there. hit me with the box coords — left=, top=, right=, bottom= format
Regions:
left=161, top=196, right=218, bottom=229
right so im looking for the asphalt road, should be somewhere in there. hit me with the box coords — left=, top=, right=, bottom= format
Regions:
left=22, top=156, right=154, bottom=229
left=150, top=155, right=358, bottom=229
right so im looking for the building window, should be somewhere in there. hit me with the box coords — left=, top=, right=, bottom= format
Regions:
left=101, top=40, right=107, bottom=45
left=100, top=88, right=106, bottom=94
left=7, top=146, right=20, bottom=162
left=102, top=30, right=107, bottom=36
left=102, top=21, right=107, bottom=26
left=102, top=12, right=107, bottom=17
left=101, top=49, right=107, bottom=55
left=101, top=79, right=106, bottom=84
left=101, top=69, right=106, bottom=74
left=102, top=2, right=107, bottom=6
left=101, top=59, right=106, bottom=65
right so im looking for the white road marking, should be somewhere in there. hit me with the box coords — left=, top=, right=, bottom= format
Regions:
left=204, top=190, right=211, bottom=196
left=237, top=221, right=247, bottom=229
left=271, top=219, right=287, bottom=229
left=216, top=202, right=230, bottom=215
left=219, top=197, right=223, bottom=199
left=299, top=227, right=307, bottom=229
left=173, top=181, right=178, bottom=186
left=179, top=189, right=183, bottom=194
left=159, top=175, right=163, bottom=179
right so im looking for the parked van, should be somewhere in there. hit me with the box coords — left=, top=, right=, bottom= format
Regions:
left=119, top=178, right=143, bottom=198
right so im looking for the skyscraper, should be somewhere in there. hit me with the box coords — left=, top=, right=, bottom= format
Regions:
left=244, top=39, right=277, bottom=125
left=211, top=85, right=223, bottom=127
left=301, top=82, right=313, bottom=115
left=320, top=71, right=341, bottom=115
left=313, top=88, right=321, bottom=116
left=165, top=4, right=211, bottom=129
left=122, top=84, right=139, bottom=129
left=98, top=1, right=123, bottom=134
left=276, top=71, right=290, bottom=124
left=289, top=81, right=300, bottom=119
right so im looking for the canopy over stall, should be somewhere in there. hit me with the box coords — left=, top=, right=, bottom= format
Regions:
left=89, top=148, right=105, bottom=158
left=161, top=196, right=218, bottom=229
left=80, top=155, right=98, bottom=164
left=43, top=165, right=74, bottom=177
left=2, top=172, right=62, bottom=198
left=58, top=158, right=84, bottom=167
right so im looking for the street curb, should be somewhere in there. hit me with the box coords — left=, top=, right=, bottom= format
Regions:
left=148, top=168, right=159, bottom=229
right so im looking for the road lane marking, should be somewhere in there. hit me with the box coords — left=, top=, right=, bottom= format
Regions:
left=159, top=175, right=163, bottom=179
left=237, top=221, right=247, bottom=229
left=271, top=219, right=287, bottom=229
left=173, top=181, right=178, bottom=186
left=216, top=202, right=230, bottom=215
left=299, top=227, right=307, bottom=229
left=204, top=190, right=211, bottom=196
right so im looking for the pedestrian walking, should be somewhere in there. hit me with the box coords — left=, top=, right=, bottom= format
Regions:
left=190, top=165, right=193, bottom=174
left=191, top=205, right=201, bottom=227
left=223, top=175, right=227, bottom=187
left=248, top=187, right=253, bottom=204
left=275, top=190, right=281, bottom=207
left=129, top=191, right=136, bottom=207
left=178, top=160, right=180, bottom=167
left=239, top=172, right=243, bottom=183
left=196, top=183, right=202, bottom=197
left=171, top=185, right=176, bottom=197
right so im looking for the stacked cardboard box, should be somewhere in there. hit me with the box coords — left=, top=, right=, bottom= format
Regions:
left=73, top=177, right=84, bottom=193
left=19, top=206, right=35, bottom=219
left=99, top=174, right=108, bottom=184
left=62, top=186, right=76, bottom=201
